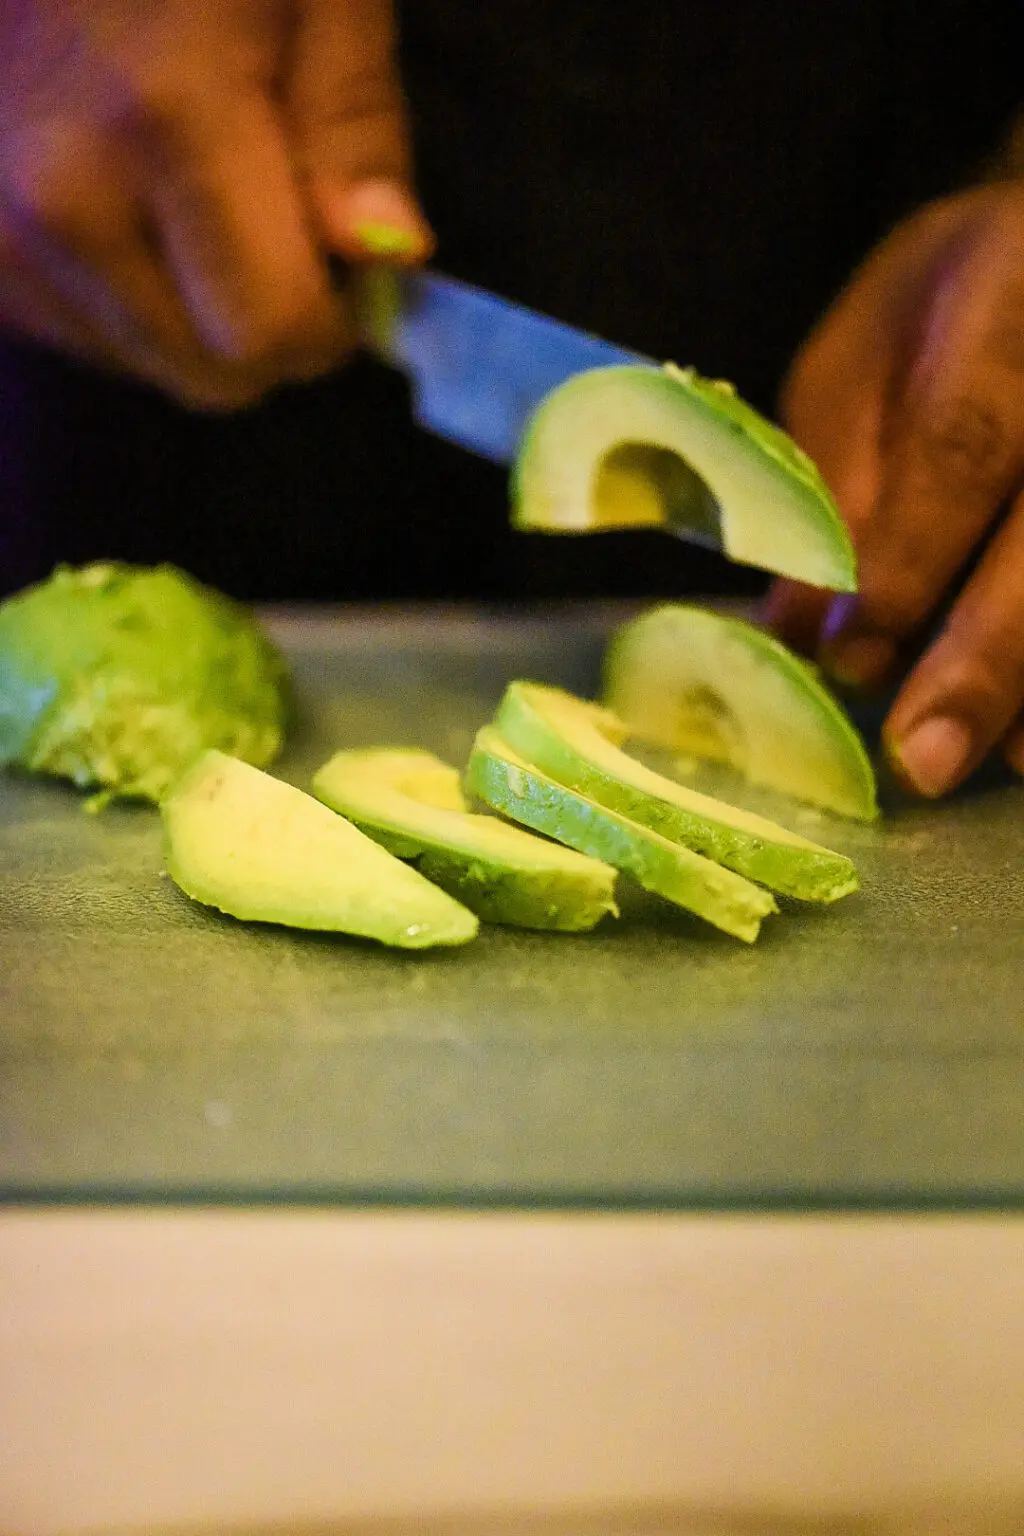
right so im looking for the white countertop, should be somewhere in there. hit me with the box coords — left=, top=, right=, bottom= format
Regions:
left=3, top=1211, right=1024, bottom=1535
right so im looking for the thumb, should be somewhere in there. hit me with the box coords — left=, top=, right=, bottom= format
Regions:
left=290, top=0, right=433, bottom=264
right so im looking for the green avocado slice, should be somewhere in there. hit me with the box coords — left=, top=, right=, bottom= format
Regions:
left=492, top=682, right=858, bottom=904
left=313, top=747, right=618, bottom=931
left=162, top=751, right=478, bottom=949
left=512, top=364, right=856, bottom=591
left=0, top=562, right=289, bottom=808
left=604, top=604, right=878, bottom=821
left=467, top=728, right=777, bottom=943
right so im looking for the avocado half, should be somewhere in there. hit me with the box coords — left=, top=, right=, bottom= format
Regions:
left=512, top=364, right=856, bottom=591
left=604, top=604, right=878, bottom=821
left=0, top=562, right=289, bottom=807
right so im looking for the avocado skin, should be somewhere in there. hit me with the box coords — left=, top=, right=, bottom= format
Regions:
left=413, top=845, right=616, bottom=932
left=467, top=727, right=777, bottom=944
left=493, top=682, right=858, bottom=904
left=0, top=562, right=289, bottom=806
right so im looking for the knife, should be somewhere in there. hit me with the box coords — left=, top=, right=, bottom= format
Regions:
left=355, top=266, right=856, bottom=591
left=357, top=266, right=649, bottom=463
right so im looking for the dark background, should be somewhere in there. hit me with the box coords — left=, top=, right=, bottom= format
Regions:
left=0, top=0, right=1019, bottom=602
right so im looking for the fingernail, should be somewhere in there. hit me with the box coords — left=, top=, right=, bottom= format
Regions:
left=887, top=715, right=973, bottom=797
left=821, top=594, right=860, bottom=645
left=328, top=179, right=433, bottom=263
left=822, top=632, right=897, bottom=689
left=353, top=220, right=421, bottom=257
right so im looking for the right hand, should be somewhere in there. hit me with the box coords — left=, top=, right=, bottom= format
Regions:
left=0, top=0, right=432, bottom=410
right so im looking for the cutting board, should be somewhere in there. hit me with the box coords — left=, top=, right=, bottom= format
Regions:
left=2, top=605, right=1023, bottom=1206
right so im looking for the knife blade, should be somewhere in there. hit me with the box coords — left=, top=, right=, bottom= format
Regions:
left=357, top=267, right=650, bottom=463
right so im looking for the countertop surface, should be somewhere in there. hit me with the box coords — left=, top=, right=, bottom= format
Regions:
left=2, top=603, right=1023, bottom=1207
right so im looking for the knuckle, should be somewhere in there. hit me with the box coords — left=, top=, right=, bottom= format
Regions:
left=911, top=394, right=1016, bottom=494
left=860, top=574, right=931, bottom=637
left=858, top=538, right=942, bottom=637
left=127, top=80, right=205, bottom=174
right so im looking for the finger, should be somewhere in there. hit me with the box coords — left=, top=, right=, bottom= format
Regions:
left=882, top=485, right=1024, bottom=797
left=1, top=124, right=271, bottom=408
left=290, top=0, right=434, bottom=263
left=0, top=245, right=269, bottom=410
left=2, top=126, right=169, bottom=364
left=766, top=197, right=981, bottom=664
left=0, top=220, right=108, bottom=363
left=821, top=185, right=1024, bottom=687
left=758, top=579, right=833, bottom=653
left=136, top=86, right=351, bottom=373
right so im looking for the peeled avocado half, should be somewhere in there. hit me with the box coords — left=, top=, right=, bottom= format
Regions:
left=604, top=604, right=878, bottom=821
left=467, top=727, right=777, bottom=943
left=492, top=682, right=858, bottom=903
left=313, top=747, right=618, bottom=931
left=0, top=562, right=289, bottom=806
left=162, top=751, right=478, bottom=948
left=513, top=364, right=856, bottom=591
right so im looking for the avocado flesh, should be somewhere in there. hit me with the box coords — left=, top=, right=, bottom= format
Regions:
left=467, top=728, right=777, bottom=943
left=492, top=683, right=858, bottom=904
left=604, top=604, right=878, bottom=822
left=0, top=562, right=289, bottom=807
left=512, top=365, right=856, bottom=592
left=162, top=751, right=478, bottom=949
left=313, top=748, right=618, bottom=932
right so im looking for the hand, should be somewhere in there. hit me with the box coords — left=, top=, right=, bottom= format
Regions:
left=0, top=0, right=432, bottom=409
left=765, top=180, right=1024, bottom=797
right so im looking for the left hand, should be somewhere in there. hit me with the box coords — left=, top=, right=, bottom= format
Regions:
left=764, top=179, right=1024, bottom=797
left=0, top=0, right=431, bottom=410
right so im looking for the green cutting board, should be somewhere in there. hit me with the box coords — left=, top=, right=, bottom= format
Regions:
left=2, top=605, right=1023, bottom=1206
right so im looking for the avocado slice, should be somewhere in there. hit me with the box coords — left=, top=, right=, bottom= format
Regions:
left=0, top=562, right=289, bottom=809
left=492, top=682, right=858, bottom=903
left=512, top=364, right=856, bottom=591
left=312, top=747, right=618, bottom=931
left=604, top=604, right=878, bottom=822
left=467, top=728, right=777, bottom=943
left=162, top=751, right=478, bottom=949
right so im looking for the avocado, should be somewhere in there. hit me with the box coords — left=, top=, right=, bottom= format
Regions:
left=313, top=747, right=618, bottom=931
left=512, top=364, right=856, bottom=591
left=467, top=728, right=777, bottom=943
left=604, top=604, right=878, bottom=821
left=0, top=562, right=289, bottom=808
left=492, top=682, right=858, bottom=903
left=162, top=751, right=478, bottom=948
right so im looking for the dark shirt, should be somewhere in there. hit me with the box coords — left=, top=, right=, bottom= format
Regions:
left=0, top=1, right=1018, bottom=600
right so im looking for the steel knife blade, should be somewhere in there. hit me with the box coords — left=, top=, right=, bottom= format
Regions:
left=357, top=267, right=650, bottom=463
